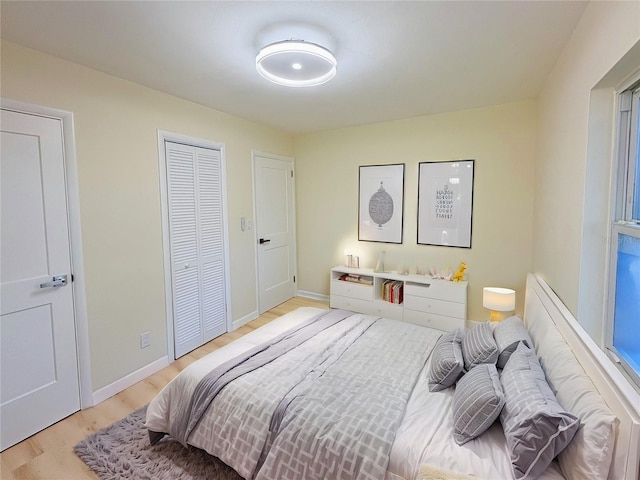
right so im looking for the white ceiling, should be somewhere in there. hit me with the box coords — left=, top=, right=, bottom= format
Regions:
left=1, top=1, right=588, bottom=134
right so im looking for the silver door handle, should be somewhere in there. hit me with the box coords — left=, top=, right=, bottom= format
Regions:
left=40, top=275, right=68, bottom=288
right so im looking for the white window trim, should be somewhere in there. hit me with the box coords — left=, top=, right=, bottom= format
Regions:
left=606, top=75, right=640, bottom=389
left=627, top=88, right=640, bottom=222
left=606, top=224, right=640, bottom=387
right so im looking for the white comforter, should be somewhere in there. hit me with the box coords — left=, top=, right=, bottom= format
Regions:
left=146, top=307, right=566, bottom=480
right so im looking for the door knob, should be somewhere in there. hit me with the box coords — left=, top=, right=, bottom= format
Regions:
left=259, top=238, right=271, bottom=244
left=40, top=275, right=68, bottom=288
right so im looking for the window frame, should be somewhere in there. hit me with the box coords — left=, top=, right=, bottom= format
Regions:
left=625, top=87, right=640, bottom=222
left=607, top=78, right=640, bottom=388
left=607, top=225, right=640, bottom=387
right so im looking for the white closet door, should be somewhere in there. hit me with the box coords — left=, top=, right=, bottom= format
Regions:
left=197, top=148, right=226, bottom=343
left=166, top=141, right=226, bottom=358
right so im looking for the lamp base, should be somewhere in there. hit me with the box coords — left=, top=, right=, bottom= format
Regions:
left=489, top=310, right=504, bottom=322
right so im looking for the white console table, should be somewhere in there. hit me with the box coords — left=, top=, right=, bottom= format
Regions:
left=330, top=266, right=467, bottom=332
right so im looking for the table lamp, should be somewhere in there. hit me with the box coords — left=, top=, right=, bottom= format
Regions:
left=483, top=287, right=516, bottom=322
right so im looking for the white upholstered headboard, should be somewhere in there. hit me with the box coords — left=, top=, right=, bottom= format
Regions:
left=524, top=273, right=640, bottom=480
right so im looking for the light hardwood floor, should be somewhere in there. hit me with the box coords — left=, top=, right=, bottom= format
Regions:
left=1, top=296, right=329, bottom=480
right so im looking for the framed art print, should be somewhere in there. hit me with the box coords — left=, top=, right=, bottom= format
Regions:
left=358, top=163, right=405, bottom=244
left=418, top=160, right=474, bottom=248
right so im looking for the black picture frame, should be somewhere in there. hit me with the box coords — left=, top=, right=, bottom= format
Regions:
left=417, top=159, right=475, bottom=248
left=358, top=163, right=405, bottom=244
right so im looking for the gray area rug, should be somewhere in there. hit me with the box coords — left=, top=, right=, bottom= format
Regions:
left=74, top=405, right=243, bottom=480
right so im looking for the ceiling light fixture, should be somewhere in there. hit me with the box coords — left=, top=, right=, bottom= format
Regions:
left=256, top=40, right=337, bottom=87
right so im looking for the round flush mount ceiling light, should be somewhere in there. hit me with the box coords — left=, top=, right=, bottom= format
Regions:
left=256, top=40, right=337, bottom=87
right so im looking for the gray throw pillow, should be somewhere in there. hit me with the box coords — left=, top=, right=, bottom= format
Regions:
left=427, top=329, right=465, bottom=392
left=461, top=322, right=498, bottom=370
left=452, top=363, right=505, bottom=445
left=500, top=343, right=580, bottom=480
left=494, top=315, right=534, bottom=368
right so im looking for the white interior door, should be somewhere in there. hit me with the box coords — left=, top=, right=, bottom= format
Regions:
left=254, top=153, right=296, bottom=314
left=1, top=109, right=80, bottom=451
left=166, top=141, right=227, bottom=358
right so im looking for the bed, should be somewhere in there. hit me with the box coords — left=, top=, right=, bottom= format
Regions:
left=145, top=273, right=640, bottom=480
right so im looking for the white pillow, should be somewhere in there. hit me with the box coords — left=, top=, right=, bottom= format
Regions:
left=533, top=326, right=618, bottom=480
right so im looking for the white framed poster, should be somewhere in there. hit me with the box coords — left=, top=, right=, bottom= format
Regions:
left=358, top=163, right=405, bottom=244
left=418, top=160, right=475, bottom=248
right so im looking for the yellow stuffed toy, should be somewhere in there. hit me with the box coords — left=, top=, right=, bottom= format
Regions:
left=452, top=262, right=467, bottom=282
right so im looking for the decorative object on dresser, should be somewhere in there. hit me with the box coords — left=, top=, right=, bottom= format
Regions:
left=451, top=261, right=467, bottom=282
left=417, top=159, right=475, bottom=248
left=344, top=249, right=359, bottom=268
left=428, top=266, right=453, bottom=280
left=358, top=164, right=405, bottom=244
left=374, top=250, right=386, bottom=272
left=330, top=265, right=467, bottom=331
left=482, top=287, right=516, bottom=322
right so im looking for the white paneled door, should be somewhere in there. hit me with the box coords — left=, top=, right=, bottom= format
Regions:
left=0, top=110, right=80, bottom=451
left=165, top=141, right=227, bottom=358
left=254, top=153, right=296, bottom=314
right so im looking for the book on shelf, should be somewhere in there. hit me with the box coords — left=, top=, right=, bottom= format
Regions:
left=338, top=273, right=373, bottom=285
left=381, top=279, right=404, bottom=304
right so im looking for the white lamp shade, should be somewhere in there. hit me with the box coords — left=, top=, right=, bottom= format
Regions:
left=483, top=287, right=516, bottom=311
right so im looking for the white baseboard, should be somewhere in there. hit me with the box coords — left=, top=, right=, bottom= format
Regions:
left=88, top=292, right=326, bottom=408
left=297, top=290, right=329, bottom=302
left=233, top=310, right=258, bottom=331
left=91, top=356, right=170, bottom=407
left=231, top=292, right=329, bottom=331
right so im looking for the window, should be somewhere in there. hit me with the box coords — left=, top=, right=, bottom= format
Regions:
left=608, top=81, right=640, bottom=387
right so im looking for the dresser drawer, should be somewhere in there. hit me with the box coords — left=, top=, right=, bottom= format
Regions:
left=404, top=309, right=465, bottom=332
left=330, top=295, right=372, bottom=313
left=404, top=282, right=466, bottom=303
left=331, top=295, right=403, bottom=321
left=404, top=295, right=466, bottom=319
left=331, top=280, right=373, bottom=301
left=369, top=300, right=403, bottom=321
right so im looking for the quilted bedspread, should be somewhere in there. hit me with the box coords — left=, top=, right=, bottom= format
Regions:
left=149, top=310, right=441, bottom=480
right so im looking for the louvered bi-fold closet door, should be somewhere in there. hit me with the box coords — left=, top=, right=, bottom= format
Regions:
left=166, top=141, right=227, bottom=358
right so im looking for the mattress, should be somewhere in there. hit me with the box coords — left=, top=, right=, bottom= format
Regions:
left=146, top=307, right=566, bottom=480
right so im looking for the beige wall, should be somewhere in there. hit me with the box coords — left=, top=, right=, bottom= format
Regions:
left=1, top=41, right=294, bottom=391
left=534, top=1, right=640, bottom=341
left=5, top=0, right=637, bottom=397
left=294, top=101, right=537, bottom=321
